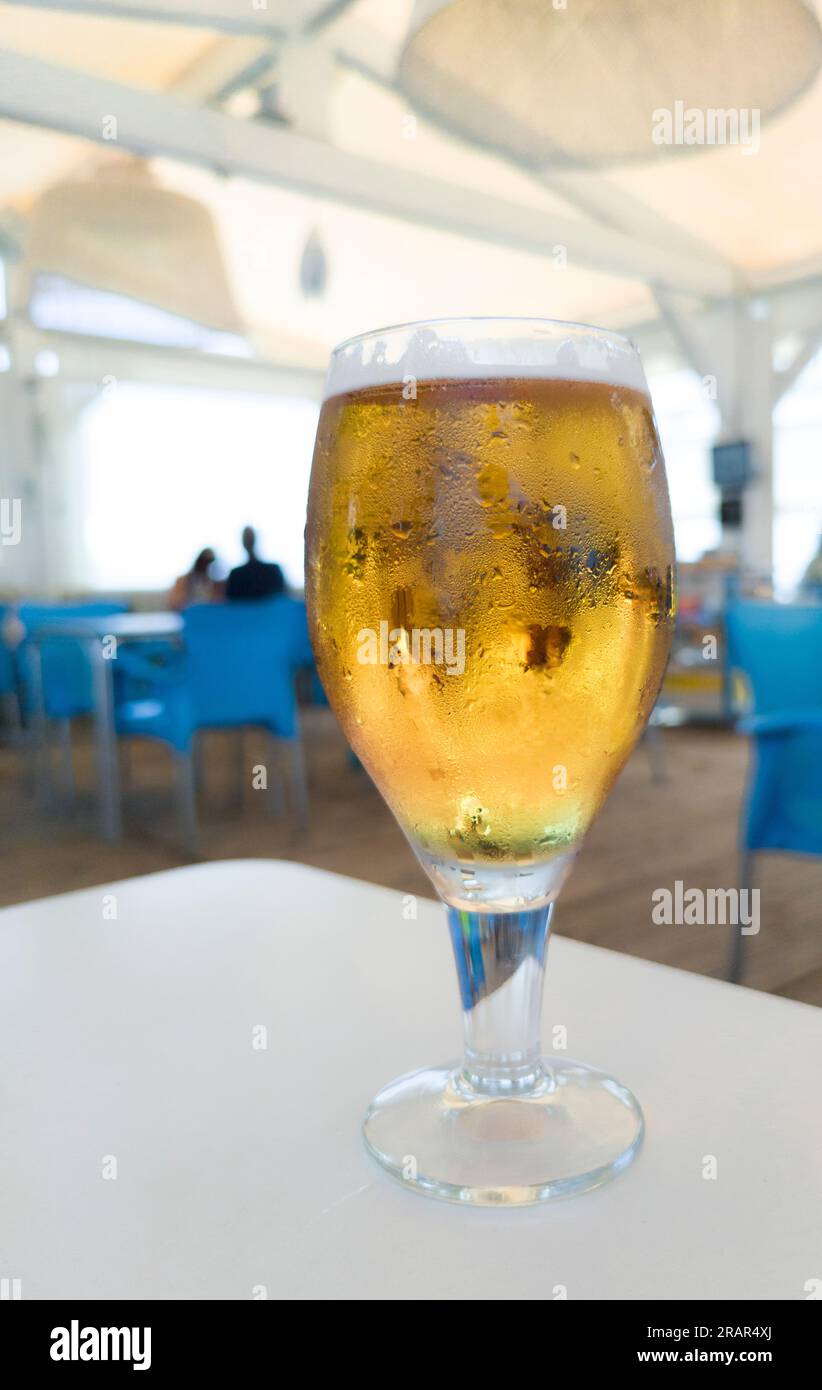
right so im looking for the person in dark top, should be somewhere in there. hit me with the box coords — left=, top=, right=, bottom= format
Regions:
left=225, top=526, right=285, bottom=601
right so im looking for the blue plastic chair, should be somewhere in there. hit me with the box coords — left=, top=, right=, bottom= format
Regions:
left=16, top=601, right=128, bottom=796
left=725, top=600, right=822, bottom=981
left=115, top=598, right=312, bottom=847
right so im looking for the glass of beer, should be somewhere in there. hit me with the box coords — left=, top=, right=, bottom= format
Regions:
left=306, top=318, right=675, bottom=1205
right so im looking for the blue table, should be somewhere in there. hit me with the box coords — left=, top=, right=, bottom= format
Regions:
left=30, top=612, right=182, bottom=842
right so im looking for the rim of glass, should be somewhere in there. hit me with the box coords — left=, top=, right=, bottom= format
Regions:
left=330, top=315, right=638, bottom=358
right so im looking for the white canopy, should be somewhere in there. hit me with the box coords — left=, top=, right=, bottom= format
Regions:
left=0, top=0, right=820, bottom=368
left=1, top=0, right=821, bottom=596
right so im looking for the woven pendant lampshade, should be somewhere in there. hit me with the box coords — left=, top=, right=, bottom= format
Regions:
left=398, top=0, right=822, bottom=167
left=18, top=157, right=243, bottom=334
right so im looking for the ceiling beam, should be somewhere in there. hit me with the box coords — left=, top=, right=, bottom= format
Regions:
left=0, top=0, right=340, bottom=36
left=0, top=49, right=737, bottom=298
left=0, top=226, right=23, bottom=260
left=13, top=319, right=325, bottom=395
left=538, top=170, right=737, bottom=286
left=171, top=37, right=275, bottom=104
left=330, top=21, right=740, bottom=295
left=654, top=288, right=714, bottom=380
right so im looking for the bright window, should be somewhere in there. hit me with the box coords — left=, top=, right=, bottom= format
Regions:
left=31, top=274, right=251, bottom=356
left=79, top=383, right=319, bottom=592
left=78, top=369, right=724, bottom=593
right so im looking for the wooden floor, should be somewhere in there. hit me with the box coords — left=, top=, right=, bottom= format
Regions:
left=1, top=713, right=820, bottom=1004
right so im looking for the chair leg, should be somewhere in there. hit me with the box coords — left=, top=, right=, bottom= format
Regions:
left=29, top=645, right=52, bottom=810
left=174, top=749, right=199, bottom=857
left=645, top=720, right=667, bottom=784
left=192, top=729, right=204, bottom=796
left=287, top=735, right=309, bottom=832
left=1, top=691, right=22, bottom=745
left=33, top=716, right=53, bottom=811
left=56, top=718, right=75, bottom=800
left=232, top=730, right=245, bottom=809
left=727, top=849, right=755, bottom=984
left=120, top=738, right=132, bottom=792
left=266, top=733, right=286, bottom=816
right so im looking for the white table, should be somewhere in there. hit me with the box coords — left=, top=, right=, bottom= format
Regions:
left=1, top=860, right=820, bottom=1301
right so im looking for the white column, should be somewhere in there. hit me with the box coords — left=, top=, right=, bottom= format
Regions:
left=0, top=346, right=45, bottom=595
left=671, top=297, right=776, bottom=575
left=727, top=301, right=775, bottom=578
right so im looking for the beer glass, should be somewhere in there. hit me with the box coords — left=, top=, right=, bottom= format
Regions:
left=306, top=318, right=675, bottom=1204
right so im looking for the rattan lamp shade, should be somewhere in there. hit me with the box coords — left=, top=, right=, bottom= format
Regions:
left=18, top=158, right=243, bottom=334
left=398, top=0, right=822, bottom=167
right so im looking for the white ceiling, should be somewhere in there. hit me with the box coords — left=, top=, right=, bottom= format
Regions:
left=1, top=0, right=821, bottom=367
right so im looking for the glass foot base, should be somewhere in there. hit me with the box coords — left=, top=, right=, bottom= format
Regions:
left=363, top=1059, right=644, bottom=1206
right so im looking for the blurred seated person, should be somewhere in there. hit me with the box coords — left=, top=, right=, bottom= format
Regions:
left=167, top=547, right=222, bottom=610
left=225, top=526, right=285, bottom=601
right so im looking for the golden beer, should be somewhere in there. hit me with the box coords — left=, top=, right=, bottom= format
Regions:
left=309, top=321, right=674, bottom=1202
left=307, top=363, right=674, bottom=892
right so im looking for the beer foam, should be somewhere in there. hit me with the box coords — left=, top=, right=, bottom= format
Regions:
left=325, top=319, right=648, bottom=398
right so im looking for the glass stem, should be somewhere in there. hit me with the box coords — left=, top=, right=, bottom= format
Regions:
left=446, top=904, right=554, bottom=1095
